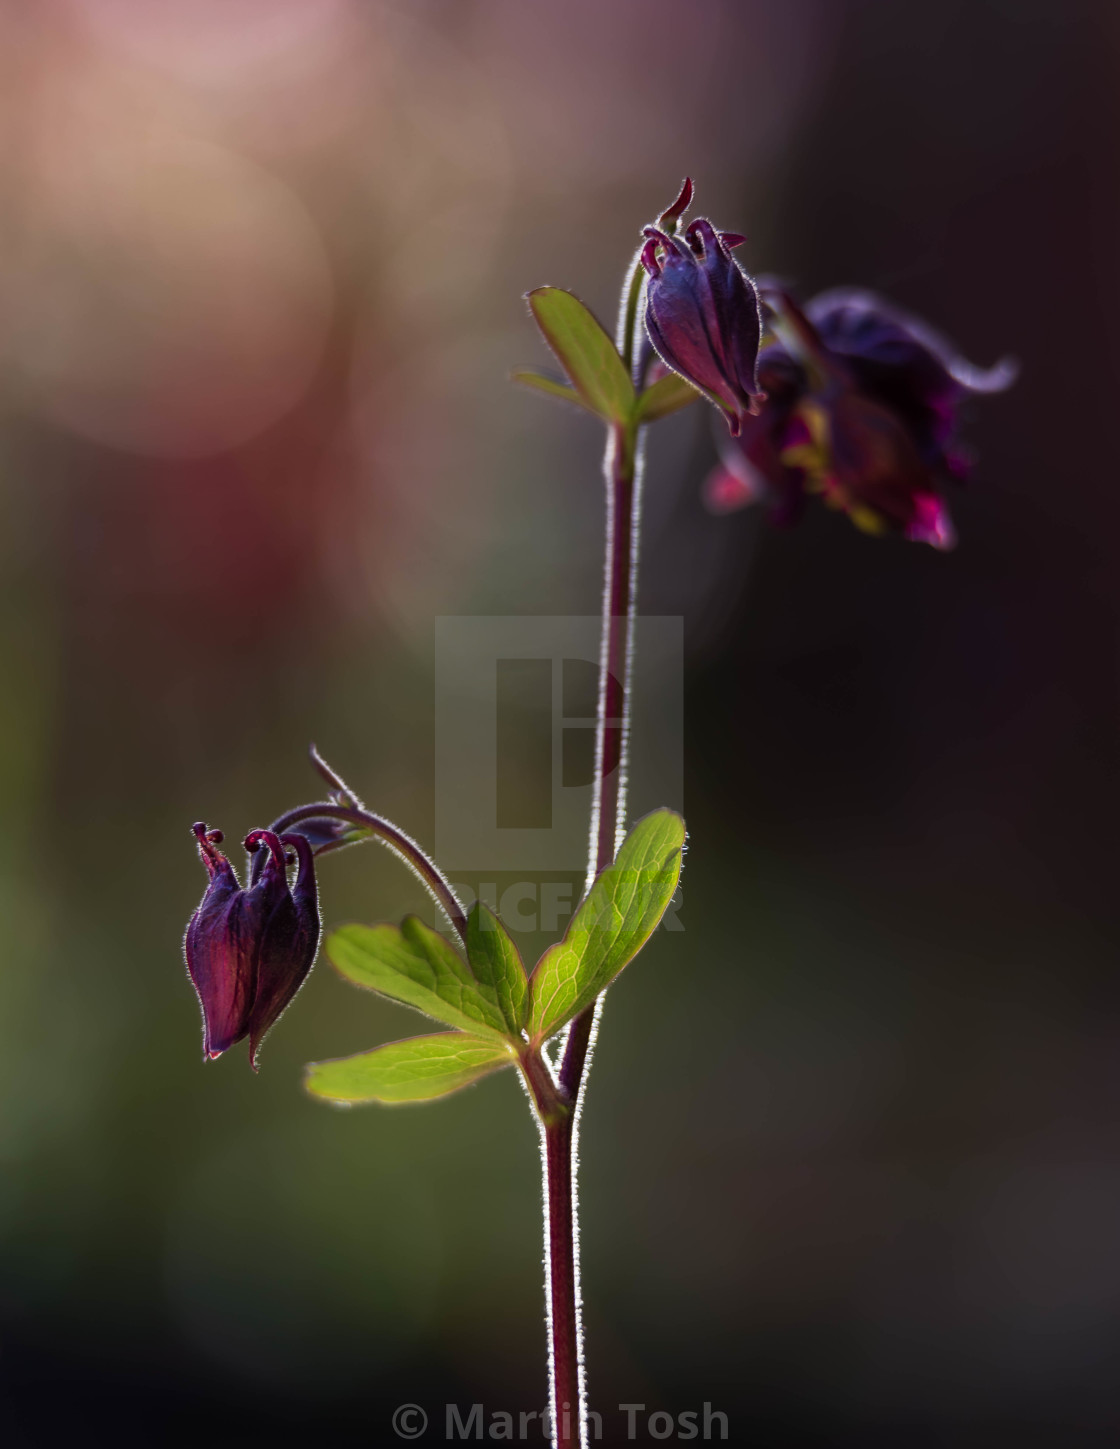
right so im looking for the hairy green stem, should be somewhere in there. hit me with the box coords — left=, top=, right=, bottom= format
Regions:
left=617, top=248, right=648, bottom=380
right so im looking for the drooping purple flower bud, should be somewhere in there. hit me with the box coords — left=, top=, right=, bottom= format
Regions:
left=184, top=823, right=320, bottom=1069
left=641, top=211, right=765, bottom=437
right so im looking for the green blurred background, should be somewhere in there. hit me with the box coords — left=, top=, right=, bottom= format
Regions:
left=1, top=1, right=1118, bottom=1443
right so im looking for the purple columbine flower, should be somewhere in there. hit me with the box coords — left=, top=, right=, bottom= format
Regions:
left=184, top=823, right=320, bottom=1069
left=705, top=286, right=1015, bottom=548
left=640, top=198, right=765, bottom=437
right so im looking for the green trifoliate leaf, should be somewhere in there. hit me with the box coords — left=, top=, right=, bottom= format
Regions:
left=306, top=1032, right=516, bottom=1104
left=526, top=288, right=636, bottom=425
left=528, top=808, right=686, bottom=1042
left=466, top=902, right=529, bottom=1037
left=510, top=368, right=595, bottom=415
left=636, top=371, right=701, bottom=423
left=327, top=917, right=511, bottom=1043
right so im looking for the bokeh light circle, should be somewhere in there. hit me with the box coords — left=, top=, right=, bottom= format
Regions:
left=2, top=128, right=333, bottom=458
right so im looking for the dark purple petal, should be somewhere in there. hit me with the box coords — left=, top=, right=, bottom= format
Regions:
left=710, top=342, right=808, bottom=517
left=184, top=828, right=251, bottom=1057
left=808, top=287, right=1015, bottom=393
left=825, top=391, right=944, bottom=537
left=806, top=287, right=1015, bottom=468
left=755, top=342, right=806, bottom=403
left=688, top=219, right=764, bottom=410
left=639, top=235, right=665, bottom=279
left=905, top=493, right=956, bottom=550
left=704, top=461, right=761, bottom=514
left=184, top=823, right=285, bottom=1059
left=246, top=832, right=321, bottom=1069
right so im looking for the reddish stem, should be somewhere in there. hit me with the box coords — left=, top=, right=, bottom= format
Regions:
left=560, top=421, right=637, bottom=1100
left=546, top=414, right=641, bottom=1449
left=540, top=244, right=648, bottom=1449
left=544, top=1114, right=580, bottom=1446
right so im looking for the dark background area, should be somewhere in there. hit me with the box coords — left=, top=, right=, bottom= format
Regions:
left=1, top=0, right=1118, bottom=1443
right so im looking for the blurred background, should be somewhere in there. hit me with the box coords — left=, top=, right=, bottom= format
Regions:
left=1, top=0, right=1118, bottom=1443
